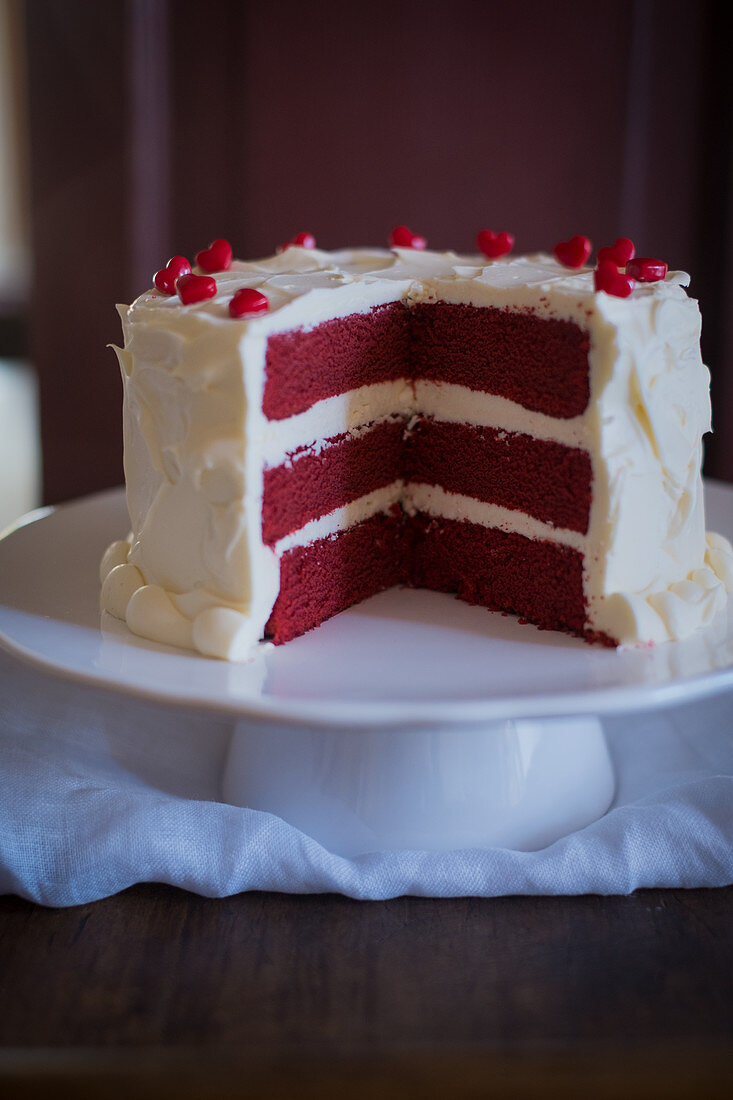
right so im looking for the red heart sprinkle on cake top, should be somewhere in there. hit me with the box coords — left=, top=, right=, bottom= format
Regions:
left=389, top=225, right=427, bottom=249
left=153, top=256, right=191, bottom=294
left=476, top=230, right=514, bottom=259
left=625, top=257, right=668, bottom=283
left=553, top=236, right=592, bottom=269
left=229, top=288, right=269, bottom=318
left=176, top=273, right=218, bottom=305
left=594, top=259, right=635, bottom=298
left=597, top=237, right=635, bottom=266
left=195, top=239, right=233, bottom=273
left=279, top=231, right=314, bottom=250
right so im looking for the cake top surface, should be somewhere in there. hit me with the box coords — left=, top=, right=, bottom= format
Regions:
left=123, top=247, right=693, bottom=333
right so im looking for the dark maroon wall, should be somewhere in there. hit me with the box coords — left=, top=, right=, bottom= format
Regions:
left=23, top=0, right=733, bottom=501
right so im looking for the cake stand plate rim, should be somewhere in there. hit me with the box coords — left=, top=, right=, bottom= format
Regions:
left=0, top=484, right=732, bottom=728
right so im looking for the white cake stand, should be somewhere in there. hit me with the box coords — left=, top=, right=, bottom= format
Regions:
left=1, top=484, right=732, bottom=856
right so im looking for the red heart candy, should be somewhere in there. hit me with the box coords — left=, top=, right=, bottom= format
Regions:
left=195, top=238, right=233, bottom=273
left=389, top=225, right=427, bottom=249
left=176, top=273, right=217, bottom=305
left=153, top=255, right=191, bottom=294
left=597, top=237, right=635, bottom=266
left=476, top=229, right=514, bottom=259
left=553, top=236, right=592, bottom=269
left=594, top=259, right=635, bottom=298
left=278, top=231, right=317, bottom=252
left=229, top=288, right=269, bottom=318
left=625, top=257, right=668, bottom=283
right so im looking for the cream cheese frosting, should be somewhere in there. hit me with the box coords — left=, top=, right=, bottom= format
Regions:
left=101, top=246, right=733, bottom=658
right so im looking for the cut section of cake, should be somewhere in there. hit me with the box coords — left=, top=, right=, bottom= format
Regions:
left=100, top=243, right=733, bottom=659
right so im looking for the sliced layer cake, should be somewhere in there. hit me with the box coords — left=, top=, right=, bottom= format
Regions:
left=100, top=240, right=733, bottom=659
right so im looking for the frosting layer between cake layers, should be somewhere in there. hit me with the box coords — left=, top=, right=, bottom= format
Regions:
left=101, top=247, right=733, bottom=659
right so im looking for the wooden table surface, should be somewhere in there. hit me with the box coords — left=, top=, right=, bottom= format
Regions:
left=1, top=885, right=731, bottom=1098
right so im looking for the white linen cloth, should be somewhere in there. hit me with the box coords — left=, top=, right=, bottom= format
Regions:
left=1, top=647, right=732, bottom=906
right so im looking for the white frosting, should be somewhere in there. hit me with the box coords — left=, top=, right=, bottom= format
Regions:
left=403, top=483, right=587, bottom=554
left=273, top=482, right=404, bottom=556
left=260, top=380, right=588, bottom=471
left=102, top=246, right=733, bottom=657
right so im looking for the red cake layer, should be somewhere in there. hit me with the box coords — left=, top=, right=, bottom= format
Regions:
left=262, top=299, right=597, bottom=645
left=403, top=418, right=592, bottom=534
left=262, top=415, right=591, bottom=544
left=409, top=303, right=590, bottom=419
left=263, top=303, right=411, bottom=420
left=262, top=418, right=405, bottom=545
left=408, top=514, right=588, bottom=636
left=263, top=301, right=591, bottom=421
left=265, top=510, right=407, bottom=644
left=265, top=510, right=596, bottom=645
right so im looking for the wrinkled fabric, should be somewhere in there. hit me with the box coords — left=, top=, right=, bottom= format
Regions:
left=1, top=650, right=731, bottom=907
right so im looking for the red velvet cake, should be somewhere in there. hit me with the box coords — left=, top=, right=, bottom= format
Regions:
left=100, top=236, right=733, bottom=659
left=261, top=299, right=595, bottom=645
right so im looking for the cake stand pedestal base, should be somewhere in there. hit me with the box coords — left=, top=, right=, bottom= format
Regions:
left=222, top=716, right=615, bottom=856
